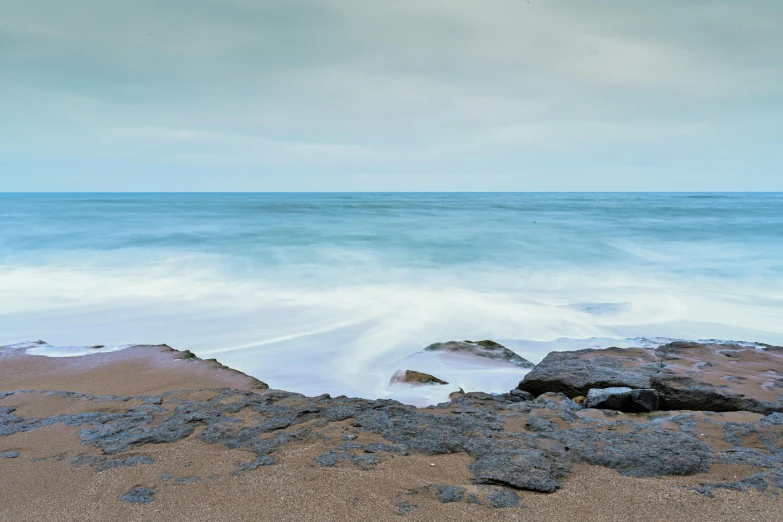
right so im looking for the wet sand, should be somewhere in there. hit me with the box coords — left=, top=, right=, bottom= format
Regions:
left=1, top=345, right=781, bottom=521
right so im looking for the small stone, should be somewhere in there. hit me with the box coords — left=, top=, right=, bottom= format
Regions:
left=435, top=485, right=466, bottom=503
left=396, top=501, right=420, bottom=516
left=120, top=487, right=157, bottom=504
left=390, top=370, right=449, bottom=387
left=1, top=451, right=20, bottom=458
left=509, top=389, right=534, bottom=402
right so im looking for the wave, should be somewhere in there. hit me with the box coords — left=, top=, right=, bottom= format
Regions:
left=1, top=254, right=781, bottom=403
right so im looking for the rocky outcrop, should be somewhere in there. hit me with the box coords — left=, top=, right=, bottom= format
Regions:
left=5, top=386, right=783, bottom=499
left=424, top=340, right=534, bottom=368
left=390, top=370, right=449, bottom=387
left=516, top=347, right=658, bottom=397
left=517, top=341, right=783, bottom=414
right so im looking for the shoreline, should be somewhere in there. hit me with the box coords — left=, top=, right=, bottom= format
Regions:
left=2, top=340, right=782, bottom=520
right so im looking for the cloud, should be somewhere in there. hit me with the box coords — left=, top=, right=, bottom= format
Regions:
left=0, top=0, right=781, bottom=190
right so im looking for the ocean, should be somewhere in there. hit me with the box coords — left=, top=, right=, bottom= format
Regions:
left=1, top=193, right=782, bottom=403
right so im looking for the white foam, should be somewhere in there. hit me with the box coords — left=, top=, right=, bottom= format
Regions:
left=23, top=343, right=133, bottom=358
left=0, top=257, right=781, bottom=406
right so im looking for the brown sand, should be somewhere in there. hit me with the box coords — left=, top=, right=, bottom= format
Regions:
left=1, top=345, right=782, bottom=521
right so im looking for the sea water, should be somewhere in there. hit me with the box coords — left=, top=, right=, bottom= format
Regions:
left=1, top=193, right=782, bottom=402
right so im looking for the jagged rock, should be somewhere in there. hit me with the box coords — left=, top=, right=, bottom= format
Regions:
left=389, top=370, right=448, bottom=387
left=517, top=341, right=783, bottom=414
left=2, top=372, right=781, bottom=501
left=584, top=387, right=658, bottom=413
left=425, top=340, right=534, bottom=368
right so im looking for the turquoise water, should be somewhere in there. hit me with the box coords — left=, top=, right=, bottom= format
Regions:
left=1, top=193, right=782, bottom=398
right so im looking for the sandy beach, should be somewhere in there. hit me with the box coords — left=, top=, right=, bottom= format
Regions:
left=1, top=343, right=781, bottom=521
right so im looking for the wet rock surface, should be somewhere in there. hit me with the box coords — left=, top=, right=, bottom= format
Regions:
left=389, top=370, right=448, bottom=387
left=517, top=341, right=783, bottom=414
left=425, top=340, right=534, bottom=368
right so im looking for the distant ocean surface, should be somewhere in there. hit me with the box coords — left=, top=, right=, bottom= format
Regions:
left=1, top=193, right=782, bottom=401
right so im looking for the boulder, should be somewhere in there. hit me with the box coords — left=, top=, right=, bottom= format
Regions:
left=584, top=387, right=659, bottom=413
left=517, top=347, right=658, bottom=397
left=390, top=370, right=448, bottom=387
left=517, top=341, right=783, bottom=414
left=425, top=340, right=534, bottom=368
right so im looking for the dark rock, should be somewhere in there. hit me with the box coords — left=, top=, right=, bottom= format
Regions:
left=1, top=451, right=20, bottom=458
left=173, top=477, right=199, bottom=486
left=561, top=427, right=712, bottom=477
left=96, top=455, right=155, bottom=472
left=651, top=375, right=780, bottom=414
left=485, top=488, right=521, bottom=508
left=693, top=470, right=783, bottom=497
left=314, top=453, right=341, bottom=467
left=509, top=389, right=534, bottom=402
left=465, top=493, right=484, bottom=505
left=389, top=370, right=448, bottom=387
left=235, top=456, right=276, bottom=474
left=525, top=417, right=556, bottom=433
left=584, top=387, right=658, bottom=413
left=585, top=387, right=634, bottom=410
left=120, top=487, right=157, bottom=504
left=517, top=341, right=783, bottom=414
left=396, top=501, right=420, bottom=515
left=470, top=449, right=563, bottom=492
left=631, top=389, right=659, bottom=412
left=517, top=347, right=658, bottom=397
left=425, top=341, right=534, bottom=368
left=435, top=485, right=466, bottom=503
left=760, top=413, right=783, bottom=427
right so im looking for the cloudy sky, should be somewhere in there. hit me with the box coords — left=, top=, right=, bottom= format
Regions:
left=1, top=0, right=781, bottom=191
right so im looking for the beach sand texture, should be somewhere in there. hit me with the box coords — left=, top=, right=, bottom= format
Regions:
left=1, top=344, right=781, bottom=521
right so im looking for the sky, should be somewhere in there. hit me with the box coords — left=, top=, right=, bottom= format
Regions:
left=1, top=0, right=781, bottom=191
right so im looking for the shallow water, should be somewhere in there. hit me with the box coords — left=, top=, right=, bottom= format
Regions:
left=1, top=193, right=782, bottom=401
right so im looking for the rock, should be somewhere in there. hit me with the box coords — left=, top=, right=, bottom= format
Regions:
left=3, top=361, right=782, bottom=503
left=584, top=387, right=658, bottom=413
left=119, top=487, right=157, bottom=504
left=434, top=485, right=466, bottom=503
left=509, top=389, right=534, bottom=401
left=469, top=449, right=563, bottom=492
left=525, top=417, right=556, bottom=432
left=572, top=396, right=585, bottom=406
left=95, top=455, right=155, bottom=471
left=396, top=501, right=420, bottom=515
left=425, top=340, right=534, bottom=368
left=390, top=370, right=448, bottom=387
left=517, top=347, right=658, bottom=397
left=485, top=488, right=521, bottom=509
left=1, top=451, right=20, bottom=458
left=561, top=427, right=713, bottom=477
left=630, top=389, right=659, bottom=412
left=517, top=341, right=783, bottom=414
